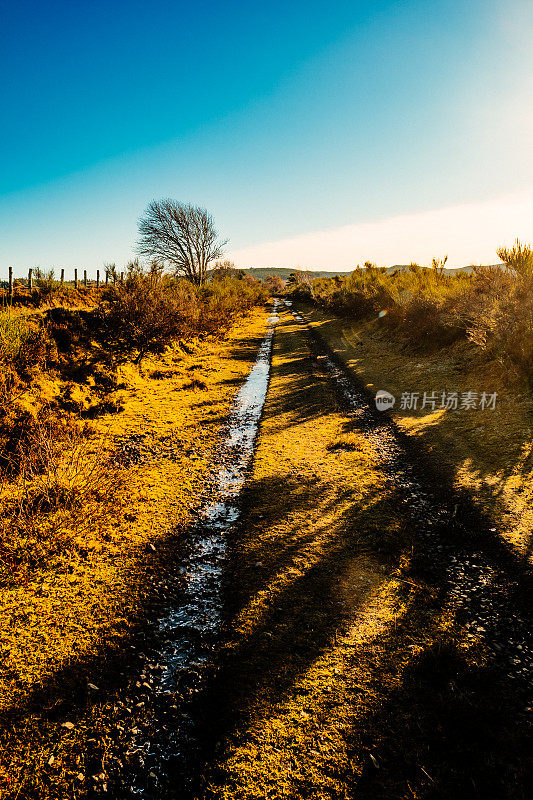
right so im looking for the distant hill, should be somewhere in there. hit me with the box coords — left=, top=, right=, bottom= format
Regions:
left=386, top=264, right=504, bottom=275
left=242, top=267, right=350, bottom=281
left=239, top=264, right=506, bottom=282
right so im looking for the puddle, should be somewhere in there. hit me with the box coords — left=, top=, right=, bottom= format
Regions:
left=120, top=301, right=279, bottom=798
left=158, top=302, right=278, bottom=684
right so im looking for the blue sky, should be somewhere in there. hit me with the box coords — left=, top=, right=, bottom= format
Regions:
left=1, top=0, right=532, bottom=274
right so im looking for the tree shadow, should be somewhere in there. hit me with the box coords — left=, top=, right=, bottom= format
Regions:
left=194, top=310, right=533, bottom=799
left=2, top=306, right=532, bottom=800
left=303, top=316, right=533, bottom=602
left=195, top=473, right=395, bottom=792
left=350, top=620, right=533, bottom=800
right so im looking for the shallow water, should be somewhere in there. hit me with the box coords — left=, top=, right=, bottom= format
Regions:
left=157, top=302, right=278, bottom=686
left=123, top=301, right=279, bottom=797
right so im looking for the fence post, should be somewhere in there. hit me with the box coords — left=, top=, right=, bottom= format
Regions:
left=84, top=269, right=87, bottom=288
left=60, top=268, right=65, bottom=285
left=8, top=267, right=13, bottom=303
left=28, top=268, right=33, bottom=290
left=113, top=272, right=116, bottom=285
left=74, top=268, right=78, bottom=289
left=105, top=270, right=109, bottom=285
left=120, top=272, right=124, bottom=285
left=96, top=269, right=100, bottom=289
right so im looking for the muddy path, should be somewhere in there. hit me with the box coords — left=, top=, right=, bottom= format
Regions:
left=104, top=300, right=532, bottom=799
left=291, top=304, right=533, bottom=687
left=196, top=304, right=533, bottom=800
left=98, top=302, right=280, bottom=798
left=285, top=302, right=533, bottom=797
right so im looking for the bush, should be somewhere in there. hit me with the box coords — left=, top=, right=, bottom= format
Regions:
left=0, top=411, right=126, bottom=581
left=0, top=312, right=56, bottom=377
left=198, top=273, right=267, bottom=333
left=299, top=244, right=533, bottom=382
left=99, top=261, right=267, bottom=361
left=34, top=268, right=58, bottom=302
left=100, top=261, right=187, bottom=362
left=0, top=312, right=33, bottom=364
left=496, top=239, right=533, bottom=279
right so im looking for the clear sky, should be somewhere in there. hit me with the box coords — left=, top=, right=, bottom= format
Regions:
left=1, top=0, right=532, bottom=276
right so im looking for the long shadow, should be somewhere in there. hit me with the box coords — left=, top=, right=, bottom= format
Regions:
left=0, top=317, right=274, bottom=796
left=303, top=317, right=533, bottom=601
left=0, top=531, right=191, bottom=726
left=302, top=314, right=533, bottom=798
left=195, top=475, right=394, bottom=794
left=183, top=313, right=405, bottom=796
left=4, top=308, right=531, bottom=799
left=350, top=614, right=533, bottom=799
left=195, top=310, right=533, bottom=800
left=304, top=306, right=533, bottom=562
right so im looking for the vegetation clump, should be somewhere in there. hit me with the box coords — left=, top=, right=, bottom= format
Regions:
left=0, top=260, right=268, bottom=578
left=99, top=259, right=267, bottom=362
left=288, top=241, right=533, bottom=384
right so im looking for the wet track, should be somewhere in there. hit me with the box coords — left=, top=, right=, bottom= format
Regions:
left=107, top=300, right=531, bottom=798
left=114, top=302, right=279, bottom=798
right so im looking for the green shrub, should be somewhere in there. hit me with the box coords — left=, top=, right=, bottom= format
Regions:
left=0, top=312, right=33, bottom=363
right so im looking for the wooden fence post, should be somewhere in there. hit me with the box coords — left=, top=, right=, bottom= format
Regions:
left=120, top=272, right=124, bottom=285
left=60, top=268, right=65, bottom=285
left=113, top=272, right=116, bottom=285
left=8, top=267, right=13, bottom=303
left=105, top=270, right=109, bottom=285
left=84, top=269, right=87, bottom=288
left=74, top=269, right=78, bottom=289
left=28, top=268, right=33, bottom=290
left=96, top=269, right=100, bottom=289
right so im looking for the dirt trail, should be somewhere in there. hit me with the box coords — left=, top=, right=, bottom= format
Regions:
left=95, top=303, right=280, bottom=798
left=58, top=301, right=532, bottom=799
left=293, top=305, right=533, bottom=690
left=198, top=303, right=532, bottom=800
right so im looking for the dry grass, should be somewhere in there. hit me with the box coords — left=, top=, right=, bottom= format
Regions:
left=0, top=307, right=269, bottom=799
left=201, top=309, right=528, bottom=800
left=202, top=310, right=407, bottom=798
left=303, top=252, right=533, bottom=386
left=299, top=302, right=533, bottom=561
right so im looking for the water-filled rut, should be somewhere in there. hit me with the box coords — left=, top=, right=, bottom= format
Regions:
left=117, top=302, right=279, bottom=798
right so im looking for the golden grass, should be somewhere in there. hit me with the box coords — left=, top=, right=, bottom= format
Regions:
left=202, top=308, right=525, bottom=800
left=0, top=307, right=269, bottom=798
left=3, top=302, right=528, bottom=798
left=299, top=303, right=533, bottom=562
left=203, top=310, right=411, bottom=799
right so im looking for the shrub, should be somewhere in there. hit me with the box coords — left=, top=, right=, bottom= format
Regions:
left=100, top=262, right=267, bottom=360
left=299, top=244, right=533, bottom=382
left=0, top=411, right=126, bottom=582
left=0, top=312, right=56, bottom=378
left=34, top=268, right=58, bottom=302
left=199, top=273, right=267, bottom=333
left=0, top=312, right=33, bottom=364
left=100, top=261, right=186, bottom=362
left=496, top=239, right=533, bottom=279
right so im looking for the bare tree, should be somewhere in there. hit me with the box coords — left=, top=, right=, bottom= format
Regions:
left=136, top=199, right=227, bottom=285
